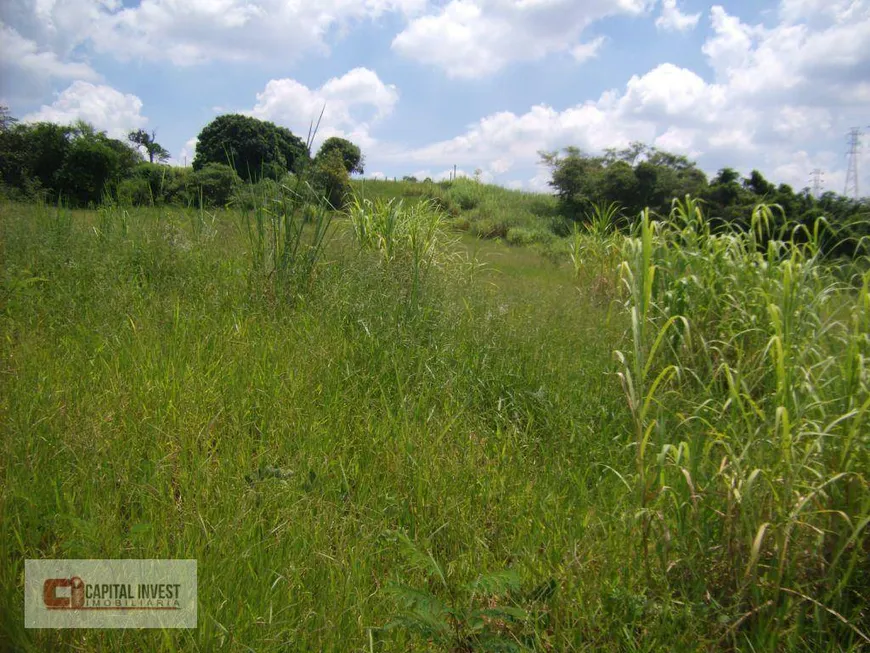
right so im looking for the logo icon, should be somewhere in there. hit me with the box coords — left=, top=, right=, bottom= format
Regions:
left=43, top=577, right=85, bottom=609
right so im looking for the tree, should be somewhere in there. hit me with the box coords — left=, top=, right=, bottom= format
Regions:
left=128, top=129, right=170, bottom=163
left=310, top=149, right=351, bottom=209
left=192, top=114, right=309, bottom=181
left=600, top=160, right=640, bottom=213
left=706, top=167, right=744, bottom=210
left=0, top=106, right=17, bottom=132
left=58, top=137, right=122, bottom=206
left=315, top=137, right=364, bottom=175
left=540, top=147, right=605, bottom=222
left=745, top=169, right=774, bottom=197
left=23, top=123, right=73, bottom=191
left=603, top=141, right=648, bottom=166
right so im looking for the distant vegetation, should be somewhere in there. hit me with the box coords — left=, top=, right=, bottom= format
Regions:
left=1, top=107, right=867, bottom=257
left=538, top=144, right=869, bottom=256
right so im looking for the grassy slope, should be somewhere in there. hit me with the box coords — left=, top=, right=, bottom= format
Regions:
left=352, top=178, right=561, bottom=244
left=1, top=188, right=867, bottom=652
left=0, top=201, right=642, bottom=651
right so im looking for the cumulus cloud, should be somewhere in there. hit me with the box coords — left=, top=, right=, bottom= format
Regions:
left=391, top=0, right=651, bottom=78
left=23, top=81, right=147, bottom=139
left=176, top=137, right=198, bottom=167
left=0, top=0, right=429, bottom=69
left=571, top=36, right=607, bottom=63
left=0, top=22, right=99, bottom=82
left=248, top=68, right=399, bottom=151
left=387, top=2, right=870, bottom=192
left=655, top=0, right=701, bottom=32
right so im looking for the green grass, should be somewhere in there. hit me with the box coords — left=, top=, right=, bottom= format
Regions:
left=0, top=193, right=867, bottom=651
left=352, top=178, right=559, bottom=244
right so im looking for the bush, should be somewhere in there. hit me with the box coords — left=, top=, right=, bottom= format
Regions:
left=189, top=163, right=242, bottom=207
left=58, top=137, right=122, bottom=207
left=423, top=185, right=459, bottom=216
left=451, top=216, right=471, bottom=232
left=471, top=219, right=509, bottom=239
left=309, top=149, right=351, bottom=209
left=233, top=178, right=282, bottom=211
left=448, top=181, right=481, bottom=210
left=506, top=227, right=554, bottom=247
left=117, top=177, right=153, bottom=206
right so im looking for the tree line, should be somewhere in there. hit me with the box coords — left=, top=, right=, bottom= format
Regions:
left=1, top=104, right=867, bottom=248
left=540, top=144, right=869, bottom=252
left=0, top=107, right=364, bottom=209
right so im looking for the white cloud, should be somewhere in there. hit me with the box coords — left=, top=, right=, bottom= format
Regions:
left=392, top=0, right=651, bottom=78
left=655, top=0, right=700, bottom=32
left=0, top=0, right=428, bottom=70
left=386, top=1, right=870, bottom=193
left=0, top=21, right=99, bottom=82
left=410, top=167, right=485, bottom=182
left=778, top=0, right=868, bottom=24
left=571, top=36, right=607, bottom=63
left=176, top=137, right=198, bottom=167
left=248, top=68, right=399, bottom=151
left=702, top=4, right=870, bottom=103
left=23, top=81, right=147, bottom=139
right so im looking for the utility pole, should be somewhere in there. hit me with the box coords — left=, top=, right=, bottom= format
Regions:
left=844, top=127, right=864, bottom=200
left=810, top=168, right=824, bottom=198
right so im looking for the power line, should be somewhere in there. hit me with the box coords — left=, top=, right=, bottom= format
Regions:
left=810, top=168, right=824, bottom=198
left=844, top=127, right=864, bottom=200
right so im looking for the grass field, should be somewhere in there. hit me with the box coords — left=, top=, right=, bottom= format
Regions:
left=1, top=188, right=867, bottom=651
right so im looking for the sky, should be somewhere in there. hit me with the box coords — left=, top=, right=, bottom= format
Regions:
left=1, top=0, right=869, bottom=195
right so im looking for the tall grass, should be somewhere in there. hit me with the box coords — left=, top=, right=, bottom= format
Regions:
left=1, top=189, right=867, bottom=651
left=346, top=196, right=455, bottom=307
left=613, top=196, right=869, bottom=648
left=238, top=180, right=333, bottom=300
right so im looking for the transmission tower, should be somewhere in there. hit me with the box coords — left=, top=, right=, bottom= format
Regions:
left=844, top=127, right=864, bottom=200
left=810, top=168, right=824, bottom=198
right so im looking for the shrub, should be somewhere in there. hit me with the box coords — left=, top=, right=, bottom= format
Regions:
left=189, top=162, right=242, bottom=207
left=309, top=149, right=351, bottom=210
left=471, top=219, right=509, bottom=239
left=423, top=185, right=459, bottom=216
left=506, top=227, right=554, bottom=246
left=58, top=137, right=122, bottom=206
left=316, top=137, right=364, bottom=175
left=117, top=177, right=153, bottom=206
left=448, top=181, right=481, bottom=210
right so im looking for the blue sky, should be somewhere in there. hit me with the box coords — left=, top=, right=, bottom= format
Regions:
left=1, top=0, right=868, bottom=195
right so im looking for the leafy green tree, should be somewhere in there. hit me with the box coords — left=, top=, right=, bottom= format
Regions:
left=58, top=136, right=122, bottom=206
left=600, top=160, right=640, bottom=213
left=603, top=141, right=648, bottom=166
left=310, top=148, right=351, bottom=209
left=23, top=123, right=73, bottom=191
left=315, top=136, right=364, bottom=175
left=705, top=167, right=744, bottom=212
left=192, top=114, right=309, bottom=181
left=744, top=169, right=775, bottom=197
left=0, top=125, right=31, bottom=193
left=128, top=129, right=170, bottom=163
left=540, top=147, right=605, bottom=222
